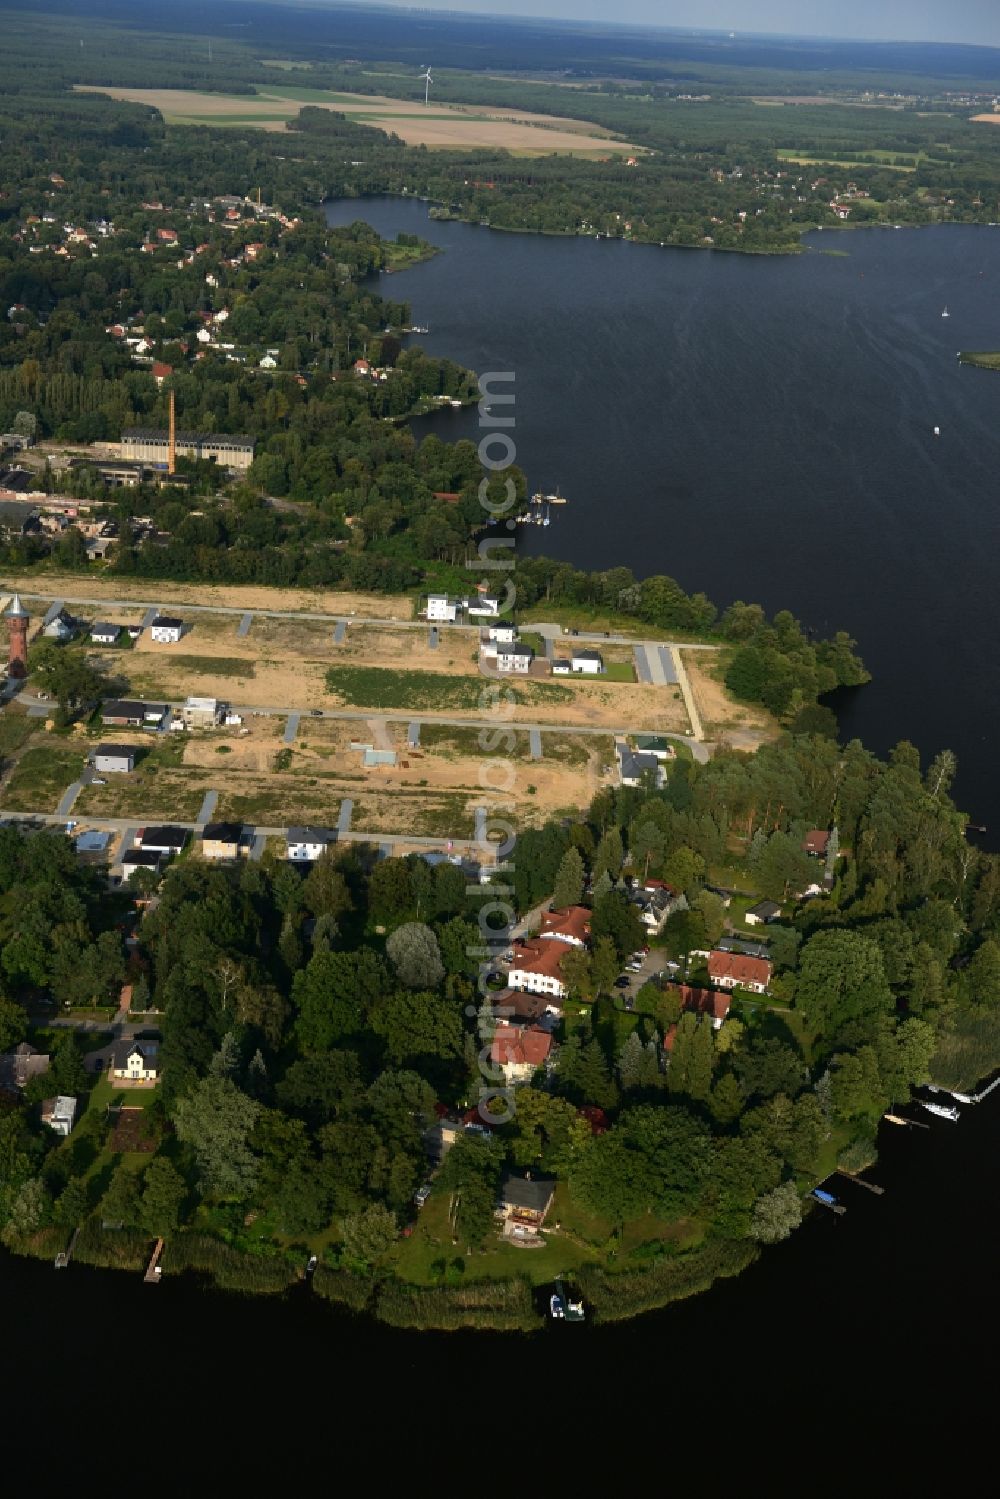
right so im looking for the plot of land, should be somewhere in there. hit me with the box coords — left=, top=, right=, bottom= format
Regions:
left=681, top=651, right=776, bottom=748
left=75, top=85, right=636, bottom=155
left=3, top=576, right=413, bottom=621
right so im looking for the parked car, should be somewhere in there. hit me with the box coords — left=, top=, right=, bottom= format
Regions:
left=310, top=709, right=323, bottom=717
left=614, top=975, right=631, bottom=989
left=414, top=1184, right=432, bottom=1208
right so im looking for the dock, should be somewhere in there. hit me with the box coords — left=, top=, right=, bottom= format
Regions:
left=836, top=1170, right=885, bottom=1195
left=144, top=1237, right=164, bottom=1284
left=54, top=1226, right=80, bottom=1269
left=884, top=1112, right=930, bottom=1130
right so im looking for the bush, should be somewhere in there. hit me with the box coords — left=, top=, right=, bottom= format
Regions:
left=311, top=1264, right=375, bottom=1312
left=577, top=1238, right=757, bottom=1323
left=374, top=1276, right=541, bottom=1331
left=159, top=1233, right=297, bottom=1294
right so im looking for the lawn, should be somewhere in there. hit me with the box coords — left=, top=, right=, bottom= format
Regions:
left=392, top=1189, right=598, bottom=1287
left=1, top=742, right=86, bottom=812
left=147, top=654, right=255, bottom=679
left=325, top=665, right=572, bottom=712
left=601, top=662, right=636, bottom=683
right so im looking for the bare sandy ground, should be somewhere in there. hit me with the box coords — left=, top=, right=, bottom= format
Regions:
left=681, top=650, right=777, bottom=749
left=74, top=84, right=635, bottom=154
left=5, top=575, right=412, bottom=619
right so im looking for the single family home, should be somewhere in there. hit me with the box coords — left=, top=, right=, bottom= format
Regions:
left=707, top=949, right=772, bottom=995
left=201, top=822, right=243, bottom=860
left=91, top=744, right=137, bottom=774
left=745, top=899, right=781, bottom=926
left=286, top=827, right=336, bottom=862
left=110, top=1040, right=159, bottom=1084
left=498, top=1171, right=555, bottom=1241
left=149, top=615, right=184, bottom=644
left=490, top=1023, right=554, bottom=1084
left=90, top=622, right=120, bottom=645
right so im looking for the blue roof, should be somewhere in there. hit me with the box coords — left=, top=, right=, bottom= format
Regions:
left=75, top=830, right=111, bottom=853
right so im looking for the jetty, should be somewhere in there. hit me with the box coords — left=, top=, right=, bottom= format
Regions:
left=883, top=1112, right=929, bottom=1129
left=54, top=1226, right=81, bottom=1269
left=812, top=1188, right=846, bottom=1216
left=144, top=1237, right=164, bottom=1284
left=836, top=1170, right=884, bottom=1195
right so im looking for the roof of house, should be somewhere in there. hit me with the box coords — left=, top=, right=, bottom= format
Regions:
left=490, top=988, right=549, bottom=1022
left=747, top=899, right=781, bottom=920
left=75, top=830, right=111, bottom=853
left=94, top=743, right=137, bottom=759
left=707, top=950, right=773, bottom=987
left=572, top=648, right=603, bottom=663
left=151, top=615, right=183, bottom=629
left=112, top=1039, right=158, bottom=1068
left=490, top=1023, right=553, bottom=1069
left=508, top=938, right=571, bottom=983
left=122, top=849, right=162, bottom=868
left=663, top=982, right=732, bottom=1023
left=501, top=1172, right=555, bottom=1213
left=0, top=1043, right=50, bottom=1091
left=804, top=829, right=830, bottom=855
left=617, top=743, right=660, bottom=781
left=138, top=825, right=187, bottom=849
left=718, top=936, right=771, bottom=960
left=0, top=501, right=38, bottom=531
left=41, top=1094, right=76, bottom=1123
left=202, top=822, right=242, bottom=844
left=91, top=621, right=119, bottom=635
left=540, top=904, right=591, bottom=944
left=286, top=826, right=335, bottom=844
left=102, top=699, right=167, bottom=719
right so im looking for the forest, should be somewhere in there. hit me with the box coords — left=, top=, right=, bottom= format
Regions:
left=1, top=729, right=997, bottom=1323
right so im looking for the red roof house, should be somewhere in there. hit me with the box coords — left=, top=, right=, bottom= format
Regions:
left=540, top=904, right=591, bottom=948
left=663, top=982, right=732, bottom=1027
left=707, top=950, right=772, bottom=994
left=804, top=829, right=830, bottom=856
left=490, top=1023, right=553, bottom=1079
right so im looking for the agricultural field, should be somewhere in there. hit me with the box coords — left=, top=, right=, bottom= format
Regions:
left=74, top=84, right=636, bottom=156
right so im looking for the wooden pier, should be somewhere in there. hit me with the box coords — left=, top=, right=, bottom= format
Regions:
left=836, top=1170, right=885, bottom=1195
left=144, top=1237, right=164, bottom=1284
left=54, top=1227, right=81, bottom=1270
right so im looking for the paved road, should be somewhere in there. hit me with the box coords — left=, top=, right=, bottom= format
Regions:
left=670, top=646, right=705, bottom=742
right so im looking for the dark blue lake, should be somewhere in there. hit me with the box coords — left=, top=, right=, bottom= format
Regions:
left=326, top=197, right=1000, bottom=834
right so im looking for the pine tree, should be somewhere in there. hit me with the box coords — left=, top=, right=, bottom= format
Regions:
left=209, top=1031, right=241, bottom=1079
left=593, top=827, right=624, bottom=882
left=551, top=847, right=585, bottom=910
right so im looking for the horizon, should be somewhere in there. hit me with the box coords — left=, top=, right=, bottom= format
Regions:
left=294, top=0, right=1000, bottom=50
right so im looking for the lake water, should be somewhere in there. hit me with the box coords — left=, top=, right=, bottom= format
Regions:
left=326, top=196, right=1000, bottom=835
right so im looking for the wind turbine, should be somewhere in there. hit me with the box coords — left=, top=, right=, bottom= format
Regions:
left=418, top=66, right=433, bottom=106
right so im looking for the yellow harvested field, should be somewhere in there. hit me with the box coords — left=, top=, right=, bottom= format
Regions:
left=681, top=650, right=777, bottom=749
left=74, top=85, right=637, bottom=155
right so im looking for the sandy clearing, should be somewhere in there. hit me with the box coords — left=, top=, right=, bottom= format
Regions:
left=972, top=114, right=1000, bottom=125
left=3, top=575, right=413, bottom=619
left=335, top=623, right=479, bottom=675
left=74, top=84, right=636, bottom=154
left=681, top=650, right=777, bottom=749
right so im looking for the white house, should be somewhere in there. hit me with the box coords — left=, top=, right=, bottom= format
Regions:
left=259, top=354, right=277, bottom=370
left=571, top=649, right=604, bottom=674
left=287, top=827, right=336, bottom=862
left=426, top=595, right=458, bottom=623
left=487, top=623, right=518, bottom=644
left=42, top=610, right=75, bottom=642
left=181, top=696, right=221, bottom=727
left=149, top=616, right=184, bottom=644
left=110, top=1040, right=159, bottom=1083
left=41, top=1095, right=77, bottom=1136
left=90, top=622, right=120, bottom=645
left=92, top=744, right=137, bottom=774
left=137, top=825, right=188, bottom=856
left=506, top=939, right=570, bottom=1001
left=496, top=643, right=534, bottom=674
left=468, top=595, right=501, bottom=617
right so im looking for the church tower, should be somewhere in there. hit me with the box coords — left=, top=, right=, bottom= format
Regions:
left=5, top=593, right=29, bottom=680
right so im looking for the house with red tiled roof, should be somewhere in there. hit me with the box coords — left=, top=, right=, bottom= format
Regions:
left=707, top=949, right=771, bottom=995
left=539, top=904, right=591, bottom=948
left=507, top=938, right=572, bottom=1000
left=803, top=829, right=829, bottom=856
left=490, top=1023, right=553, bottom=1083
left=151, top=362, right=173, bottom=387
left=663, top=982, right=732, bottom=1029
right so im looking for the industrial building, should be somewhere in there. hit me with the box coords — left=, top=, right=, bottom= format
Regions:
left=120, top=428, right=255, bottom=472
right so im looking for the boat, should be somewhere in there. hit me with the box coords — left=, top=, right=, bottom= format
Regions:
left=812, top=1188, right=838, bottom=1206
left=933, top=426, right=941, bottom=437
left=942, top=306, right=950, bottom=318
left=530, top=490, right=568, bottom=505
left=921, top=1100, right=959, bottom=1121
left=551, top=1279, right=585, bottom=1322
left=305, top=1254, right=318, bottom=1276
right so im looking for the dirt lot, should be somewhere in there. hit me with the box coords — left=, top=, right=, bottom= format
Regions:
left=4, top=575, right=413, bottom=620
left=681, top=650, right=777, bottom=748
left=335, top=623, right=479, bottom=675
left=75, top=85, right=636, bottom=155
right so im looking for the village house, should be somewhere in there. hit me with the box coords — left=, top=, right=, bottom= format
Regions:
left=495, top=642, right=534, bottom=674
left=149, top=615, right=184, bottom=644
left=630, top=883, right=678, bottom=934
left=91, top=744, right=137, bottom=775
left=663, top=982, right=732, bottom=1029
left=90, top=621, right=120, bottom=645
left=571, top=648, right=604, bottom=674
left=506, top=938, right=571, bottom=1001
left=490, top=1023, right=554, bottom=1084
left=286, top=827, right=336, bottom=862
left=137, top=826, right=188, bottom=857
left=498, top=1172, right=556, bottom=1242
left=539, top=904, right=591, bottom=948
left=121, top=849, right=162, bottom=882
left=102, top=699, right=168, bottom=729
left=41, top=1095, right=77, bottom=1136
left=707, top=949, right=772, bottom=994
left=42, top=608, right=76, bottom=642
left=745, top=899, right=782, bottom=926
left=180, top=696, right=221, bottom=728
left=616, top=740, right=664, bottom=789
left=426, top=594, right=459, bottom=623
left=487, top=622, right=518, bottom=645
left=803, top=829, right=830, bottom=856
left=467, top=594, right=501, bottom=618
left=151, top=361, right=173, bottom=387
left=0, top=1042, right=50, bottom=1093
left=201, top=822, right=243, bottom=860
left=110, top=1039, right=159, bottom=1084
left=489, top=987, right=552, bottom=1024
